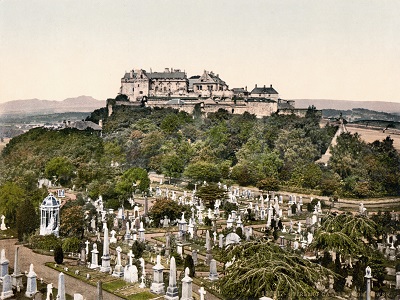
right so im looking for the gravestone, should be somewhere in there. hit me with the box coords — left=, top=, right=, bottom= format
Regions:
left=74, top=294, right=84, bottom=300
left=97, top=281, right=103, bottom=300
left=90, top=243, right=99, bottom=269
left=219, top=234, right=224, bottom=248
left=181, top=267, right=193, bottom=300
left=208, top=259, right=218, bottom=281
left=11, top=247, right=23, bottom=290
left=1, top=274, right=13, bottom=299
left=0, top=249, right=9, bottom=279
left=57, top=272, right=66, bottom=300
left=46, top=283, right=53, bottom=300
left=79, top=248, right=86, bottom=266
left=150, top=255, right=165, bottom=295
left=112, top=246, right=124, bottom=277
left=198, top=287, right=207, bottom=300
left=165, top=256, right=179, bottom=300
left=25, top=264, right=38, bottom=298
left=192, top=250, right=198, bottom=266
left=165, top=234, right=171, bottom=257
left=139, top=276, right=146, bottom=288
left=100, top=226, right=111, bottom=273
left=225, top=233, right=241, bottom=246
left=205, top=230, right=212, bottom=265
left=0, top=215, right=6, bottom=231
left=138, top=222, right=145, bottom=242
left=110, top=230, right=117, bottom=244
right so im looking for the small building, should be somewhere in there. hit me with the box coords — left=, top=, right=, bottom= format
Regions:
left=39, top=194, right=60, bottom=237
left=250, top=84, right=279, bottom=101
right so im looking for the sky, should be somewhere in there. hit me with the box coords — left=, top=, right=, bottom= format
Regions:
left=0, top=0, right=399, bottom=103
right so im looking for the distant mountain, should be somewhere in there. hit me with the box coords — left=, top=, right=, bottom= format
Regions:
left=0, top=96, right=105, bottom=115
left=292, top=99, right=400, bottom=114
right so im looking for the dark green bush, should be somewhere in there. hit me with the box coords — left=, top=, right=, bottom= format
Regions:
left=54, top=245, right=64, bottom=264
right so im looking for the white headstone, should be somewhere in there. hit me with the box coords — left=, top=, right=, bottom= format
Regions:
left=57, top=272, right=66, bottom=300
left=0, top=215, right=6, bottom=231
left=25, top=264, right=37, bottom=298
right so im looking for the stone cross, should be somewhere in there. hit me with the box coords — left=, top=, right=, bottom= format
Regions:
left=198, top=287, right=207, bottom=300
left=116, top=246, right=122, bottom=266
left=0, top=215, right=6, bottom=230
left=85, top=240, right=90, bottom=255
left=128, top=250, right=134, bottom=266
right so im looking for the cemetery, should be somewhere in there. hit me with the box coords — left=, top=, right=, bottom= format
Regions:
left=0, top=179, right=399, bottom=300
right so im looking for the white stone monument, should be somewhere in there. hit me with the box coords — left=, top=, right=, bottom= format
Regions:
left=25, top=264, right=38, bottom=298
left=39, top=194, right=60, bottom=237
left=150, top=255, right=165, bottom=295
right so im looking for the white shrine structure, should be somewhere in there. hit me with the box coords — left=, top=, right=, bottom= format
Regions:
left=39, top=193, right=60, bottom=237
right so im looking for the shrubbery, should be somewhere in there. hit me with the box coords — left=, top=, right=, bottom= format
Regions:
left=29, top=234, right=61, bottom=251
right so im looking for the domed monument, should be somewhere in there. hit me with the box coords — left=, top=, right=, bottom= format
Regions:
left=39, top=193, right=60, bottom=237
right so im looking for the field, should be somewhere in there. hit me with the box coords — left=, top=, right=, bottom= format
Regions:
left=346, top=124, right=400, bottom=151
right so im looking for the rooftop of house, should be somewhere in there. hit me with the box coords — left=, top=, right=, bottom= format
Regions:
left=251, top=84, right=278, bottom=94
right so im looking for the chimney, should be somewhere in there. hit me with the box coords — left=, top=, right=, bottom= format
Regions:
left=165, top=68, right=169, bottom=73
left=270, top=84, right=273, bottom=88
left=264, top=85, right=266, bottom=89
left=255, top=84, right=257, bottom=88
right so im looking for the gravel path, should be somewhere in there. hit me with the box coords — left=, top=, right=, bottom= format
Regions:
left=0, top=239, right=123, bottom=300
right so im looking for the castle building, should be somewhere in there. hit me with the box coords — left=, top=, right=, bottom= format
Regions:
left=120, top=68, right=234, bottom=101
left=250, top=84, right=279, bottom=101
left=116, top=67, right=293, bottom=118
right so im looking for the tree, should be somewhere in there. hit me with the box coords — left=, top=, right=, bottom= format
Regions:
left=45, top=156, right=75, bottom=186
left=60, top=205, right=85, bottom=238
left=256, top=177, right=280, bottom=193
left=16, top=199, right=38, bottom=241
left=161, top=153, right=185, bottom=183
left=183, top=255, right=195, bottom=277
left=148, top=198, right=190, bottom=226
left=219, top=241, right=333, bottom=299
left=54, top=244, right=64, bottom=264
left=310, top=213, right=379, bottom=257
left=183, top=161, right=222, bottom=183
left=115, top=167, right=150, bottom=200
left=0, top=182, right=26, bottom=226
left=131, top=240, right=146, bottom=258
left=196, top=183, right=227, bottom=208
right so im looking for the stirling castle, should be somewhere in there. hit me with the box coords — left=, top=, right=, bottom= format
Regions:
left=113, top=67, right=297, bottom=117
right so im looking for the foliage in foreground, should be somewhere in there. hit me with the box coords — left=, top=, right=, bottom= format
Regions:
left=219, top=241, right=333, bottom=299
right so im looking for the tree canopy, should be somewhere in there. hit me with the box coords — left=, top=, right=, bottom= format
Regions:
left=219, top=241, right=333, bottom=299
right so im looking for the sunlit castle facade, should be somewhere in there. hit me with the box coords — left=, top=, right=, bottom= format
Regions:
left=115, top=66, right=302, bottom=118
left=120, top=68, right=233, bottom=101
left=39, top=193, right=60, bottom=237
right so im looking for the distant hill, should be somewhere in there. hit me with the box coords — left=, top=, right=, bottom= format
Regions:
left=293, top=99, right=400, bottom=114
left=0, top=96, right=105, bottom=115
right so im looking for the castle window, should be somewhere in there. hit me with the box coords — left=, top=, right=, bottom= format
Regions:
left=139, top=91, right=143, bottom=94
